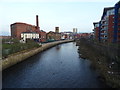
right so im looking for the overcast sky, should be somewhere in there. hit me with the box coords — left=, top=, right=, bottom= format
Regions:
left=0, top=0, right=118, bottom=35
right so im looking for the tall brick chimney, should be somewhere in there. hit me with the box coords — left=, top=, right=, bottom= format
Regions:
left=36, top=15, right=39, bottom=28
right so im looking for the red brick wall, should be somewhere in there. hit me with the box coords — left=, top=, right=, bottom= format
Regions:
left=40, top=31, right=46, bottom=42
left=95, top=27, right=99, bottom=40
left=55, top=33, right=61, bottom=40
left=118, top=15, right=120, bottom=42
left=108, top=15, right=114, bottom=42
left=11, top=23, right=37, bottom=39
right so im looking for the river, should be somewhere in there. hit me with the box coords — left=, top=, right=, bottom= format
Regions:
left=3, top=42, right=106, bottom=88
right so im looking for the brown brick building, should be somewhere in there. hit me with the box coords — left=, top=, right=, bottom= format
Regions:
left=40, top=30, right=47, bottom=42
left=46, top=31, right=55, bottom=41
left=11, top=22, right=38, bottom=39
left=11, top=15, right=41, bottom=40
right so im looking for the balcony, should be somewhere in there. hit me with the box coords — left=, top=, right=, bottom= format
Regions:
left=103, top=23, right=108, bottom=26
left=100, top=37, right=108, bottom=39
left=101, top=27, right=108, bottom=31
left=101, top=19, right=105, bottom=23
left=101, top=23, right=108, bottom=26
left=100, top=33, right=107, bottom=35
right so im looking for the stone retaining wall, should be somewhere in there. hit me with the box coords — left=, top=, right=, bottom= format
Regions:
left=2, top=40, right=73, bottom=70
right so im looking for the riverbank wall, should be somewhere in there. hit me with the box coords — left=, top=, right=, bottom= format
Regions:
left=76, top=38, right=120, bottom=88
left=2, top=40, right=73, bottom=70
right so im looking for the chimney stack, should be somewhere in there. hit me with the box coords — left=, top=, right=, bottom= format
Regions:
left=36, top=15, right=39, bottom=28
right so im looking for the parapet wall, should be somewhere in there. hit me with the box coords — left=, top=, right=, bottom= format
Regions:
left=2, top=40, right=73, bottom=70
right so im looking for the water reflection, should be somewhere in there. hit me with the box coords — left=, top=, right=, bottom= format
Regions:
left=3, top=42, right=106, bottom=88
left=56, top=45, right=61, bottom=50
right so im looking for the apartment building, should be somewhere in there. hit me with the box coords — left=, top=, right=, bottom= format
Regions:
left=93, top=1, right=120, bottom=43
left=114, top=1, right=120, bottom=42
left=93, top=22, right=99, bottom=41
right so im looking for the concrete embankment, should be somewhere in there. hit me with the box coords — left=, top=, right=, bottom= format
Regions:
left=2, top=40, right=73, bottom=70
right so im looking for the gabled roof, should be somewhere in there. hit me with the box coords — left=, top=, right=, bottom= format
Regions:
left=40, top=30, right=46, bottom=33
left=47, top=31, right=55, bottom=34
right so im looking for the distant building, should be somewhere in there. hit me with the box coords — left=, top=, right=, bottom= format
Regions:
left=55, top=27, right=59, bottom=33
left=46, top=27, right=61, bottom=41
left=54, top=27, right=61, bottom=40
left=55, top=32, right=61, bottom=40
left=40, top=30, right=47, bottom=42
left=0, top=36, right=11, bottom=39
left=73, top=28, right=77, bottom=34
left=46, top=31, right=55, bottom=41
left=61, top=32, right=73, bottom=39
left=78, top=33, right=92, bottom=38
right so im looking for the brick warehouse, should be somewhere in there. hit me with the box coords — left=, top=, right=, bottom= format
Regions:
left=93, top=1, right=120, bottom=43
left=11, top=15, right=41, bottom=41
left=40, top=30, right=46, bottom=42
left=11, top=22, right=37, bottom=39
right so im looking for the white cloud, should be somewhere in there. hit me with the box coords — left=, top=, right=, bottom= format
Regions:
left=1, top=0, right=117, bottom=3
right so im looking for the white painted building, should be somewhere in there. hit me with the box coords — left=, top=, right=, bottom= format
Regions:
left=21, top=32, right=39, bottom=41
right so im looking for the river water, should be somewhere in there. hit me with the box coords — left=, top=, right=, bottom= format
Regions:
left=3, top=42, right=106, bottom=88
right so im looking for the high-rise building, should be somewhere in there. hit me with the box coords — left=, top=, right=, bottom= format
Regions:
left=93, top=1, right=120, bottom=43
left=73, top=28, right=77, bottom=33
left=114, top=1, right=120, bottom=42
left=73, top=28, right=76, bottom=33
left=100, top=7, right=114, bottom=42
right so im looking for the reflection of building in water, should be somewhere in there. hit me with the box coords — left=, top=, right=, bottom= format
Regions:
left=56, top=45, right=61, bottom=50
left=73, top=42, right=76, bottom=44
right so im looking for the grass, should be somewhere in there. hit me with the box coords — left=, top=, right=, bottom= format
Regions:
left=2, top=39, right=40, bottom=58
